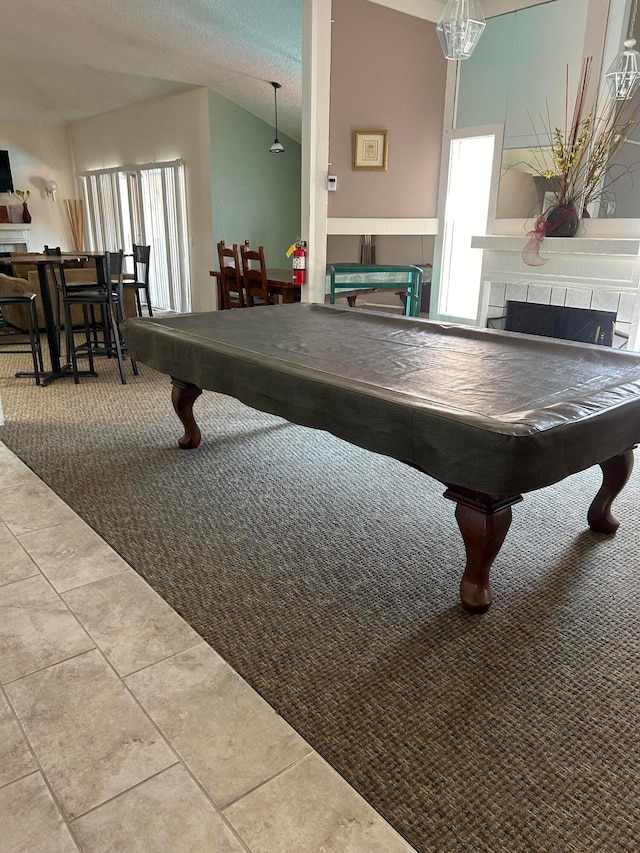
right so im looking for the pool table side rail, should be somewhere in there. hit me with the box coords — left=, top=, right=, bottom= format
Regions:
left=122, top=310, right=640, bottom=495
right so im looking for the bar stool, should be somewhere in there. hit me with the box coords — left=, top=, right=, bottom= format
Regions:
left=0, top=292, right=44, bottom=385
left=123, top=244, right=153, bottom=316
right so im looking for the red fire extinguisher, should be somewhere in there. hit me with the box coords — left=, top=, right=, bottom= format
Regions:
left=288, top=240, right=307, bottom=286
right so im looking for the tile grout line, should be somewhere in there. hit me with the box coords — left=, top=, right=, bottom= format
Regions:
left=1, top=441, right=414, bottom=852
left=76, top=644, right=259, bottom=853
left=10, top=514, right=324, bottom=826
left=1, top=678, right=83, bottom=852
left=2, top=501, right=301, bottom=851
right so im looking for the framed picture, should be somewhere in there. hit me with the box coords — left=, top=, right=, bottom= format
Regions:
left=0, top=205, right=8, bottom=223
left=353, top=129, right=388, bottom=171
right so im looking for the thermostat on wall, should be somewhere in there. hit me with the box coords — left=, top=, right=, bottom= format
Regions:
left=328, top=175, right=337, bottom=191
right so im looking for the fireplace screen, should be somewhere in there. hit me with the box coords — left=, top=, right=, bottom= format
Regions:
left=504, top=301, right=616, bottom=347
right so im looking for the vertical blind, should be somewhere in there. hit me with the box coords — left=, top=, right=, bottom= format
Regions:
left=80, top=161, right=191, bottom=313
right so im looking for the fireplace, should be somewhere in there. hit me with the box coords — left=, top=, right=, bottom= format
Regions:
left=471, top=232, right=640, bottom=351
left=503, top=300, right=616, bottom=346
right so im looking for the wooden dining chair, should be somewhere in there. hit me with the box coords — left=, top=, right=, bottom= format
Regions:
left=216, top=241, right=245, bottom=309
left=240, top=244, right=272, bottom=307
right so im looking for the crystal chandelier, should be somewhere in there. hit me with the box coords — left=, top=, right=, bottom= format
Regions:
left=436, top=0, right=486, bottom=61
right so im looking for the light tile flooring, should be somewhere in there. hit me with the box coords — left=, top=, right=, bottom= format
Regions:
left=0, top=440, right=416, bottom=853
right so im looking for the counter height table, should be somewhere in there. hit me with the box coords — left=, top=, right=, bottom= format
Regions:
left=9, top=254, right=99, bottom=385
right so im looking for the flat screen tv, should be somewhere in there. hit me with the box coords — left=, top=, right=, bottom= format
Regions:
left=0, top=150, right=14, bottom=193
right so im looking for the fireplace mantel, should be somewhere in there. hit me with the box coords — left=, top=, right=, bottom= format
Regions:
left=0, top=222, right=31, bottom=253
left=472, top=229, right=640, bottom=351
left=471, top=235, right=640, bottom=257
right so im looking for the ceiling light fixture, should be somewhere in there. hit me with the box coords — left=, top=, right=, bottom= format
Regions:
left=605, top=0, right=640, bottom=100
left=436, top=0, right=486, bottom=61
left=269, top=82, right=285, bottom=154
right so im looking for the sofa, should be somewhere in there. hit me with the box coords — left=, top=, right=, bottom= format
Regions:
left=0, top=269, right=137, bottom=331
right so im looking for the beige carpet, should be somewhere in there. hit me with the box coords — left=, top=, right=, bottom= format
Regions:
left=1, top=347, right=639, bottom=852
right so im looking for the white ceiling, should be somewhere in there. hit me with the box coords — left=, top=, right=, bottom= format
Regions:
left=0, top=0, right=554, bottom=141
left=0, top=0, right=303, bottom=140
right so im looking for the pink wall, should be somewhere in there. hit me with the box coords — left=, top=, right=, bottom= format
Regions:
left=328, top=0, right=447, bottom=218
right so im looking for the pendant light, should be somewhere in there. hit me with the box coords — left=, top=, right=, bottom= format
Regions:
left=606, top=0, right=640, bottom=100
left=436, top=0, right=486, bottom=61
left=269, top=82, right=285, bottom=154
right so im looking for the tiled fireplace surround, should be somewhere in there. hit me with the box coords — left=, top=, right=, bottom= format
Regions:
left=472, top=232, right=640, bottom=351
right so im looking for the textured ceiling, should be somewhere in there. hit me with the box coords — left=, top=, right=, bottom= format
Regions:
left=0, top=0, right=303, bottom=139
left=0, top=0, right=555, bottom=139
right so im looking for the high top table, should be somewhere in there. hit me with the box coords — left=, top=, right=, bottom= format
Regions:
left=122, top=303, right=640, bottom=614
left=9, top=254, right=98, bottom=385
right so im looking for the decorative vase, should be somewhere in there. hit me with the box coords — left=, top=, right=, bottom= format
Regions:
left=544, top=203, right=578, bottom=237
left=21, top=203, right=32, bottom=224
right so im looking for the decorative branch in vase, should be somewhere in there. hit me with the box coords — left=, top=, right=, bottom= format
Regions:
left=13, top=189, right=32, bottom=224
left=522, top=56, right=640, bottom=265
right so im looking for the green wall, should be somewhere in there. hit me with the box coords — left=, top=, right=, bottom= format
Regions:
left=208, top=90, right=301, bottom=270
left=456, top=0, right=588, bottom=149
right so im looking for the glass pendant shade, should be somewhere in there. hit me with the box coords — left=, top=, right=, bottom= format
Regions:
left=605, top=39, right=640, bottom=100
left=437, top=0, right=486, bottom=61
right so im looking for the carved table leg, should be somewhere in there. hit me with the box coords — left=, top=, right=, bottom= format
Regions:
left=587, top=449, right=635, bottom=534
left=444, top=487, right=523, bottom=613
left=170, top=378, right=203, bottom=449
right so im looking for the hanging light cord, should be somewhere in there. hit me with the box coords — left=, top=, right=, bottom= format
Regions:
left=628, top=0, right=638, bottom=42
left=273, top=82, right=280, bottom=135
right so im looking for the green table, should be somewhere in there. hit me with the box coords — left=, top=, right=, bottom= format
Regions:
left=328, top=265, right=423, bottom=317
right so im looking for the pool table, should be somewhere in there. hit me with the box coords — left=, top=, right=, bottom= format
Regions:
left=122, top=303, right=640, bottom=613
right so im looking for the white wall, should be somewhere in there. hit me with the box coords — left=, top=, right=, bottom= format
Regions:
left=68, top=87, right=215, bottom=313
left=0, top=122, right=76, bottom=250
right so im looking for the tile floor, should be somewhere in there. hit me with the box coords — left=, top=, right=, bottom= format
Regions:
left=0, top=440, right=416, bottom=853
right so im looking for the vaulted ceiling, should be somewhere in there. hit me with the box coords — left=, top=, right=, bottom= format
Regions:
left=0, top=0, right=554, bottom=140
left=0, top=0, right=303, bottom=139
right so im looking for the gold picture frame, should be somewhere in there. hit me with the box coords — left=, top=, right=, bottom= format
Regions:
left=353, top=129, right=388, bottom=171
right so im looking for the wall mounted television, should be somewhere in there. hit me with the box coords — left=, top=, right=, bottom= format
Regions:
left=0, top=150, right=14, bottom=193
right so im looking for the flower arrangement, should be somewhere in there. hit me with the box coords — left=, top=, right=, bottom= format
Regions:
left=13, top=189, right=30, bottom=202
left=526, top=56, right=640, bottom=218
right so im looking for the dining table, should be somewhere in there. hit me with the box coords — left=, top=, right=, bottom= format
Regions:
left=209, top=268, right=301, bottom=306
left=208, top=267, right=379, bottom=309
left=9, top=253, right=100, bottom=385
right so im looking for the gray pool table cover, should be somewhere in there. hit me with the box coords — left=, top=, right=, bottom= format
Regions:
left=121, top=303, right=640, bottom=495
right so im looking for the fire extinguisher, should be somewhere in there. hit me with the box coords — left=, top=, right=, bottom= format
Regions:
left=287, top=240, right=307, bottom=286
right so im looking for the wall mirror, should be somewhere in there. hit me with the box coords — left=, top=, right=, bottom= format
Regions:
left=456, top=0, right=640, bottom=219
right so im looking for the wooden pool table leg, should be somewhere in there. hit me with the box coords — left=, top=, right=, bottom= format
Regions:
left=444, top=487, right=523, bottom=614
left=587, top=449, right=635, bottom=534
left=171, top=378, right=203, bottom=449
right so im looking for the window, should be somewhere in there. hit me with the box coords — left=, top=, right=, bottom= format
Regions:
left=80, top=161, right=191, bottom=313
left=438, top=134, right=495, bottom=321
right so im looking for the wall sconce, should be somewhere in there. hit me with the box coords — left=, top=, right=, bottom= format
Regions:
left=45, top=180, right=58, bottom=201
left=269, top=82, right=285, bottom=154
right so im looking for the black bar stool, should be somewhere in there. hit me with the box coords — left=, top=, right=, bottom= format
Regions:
left=0, top=292, right=44, bottom=385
